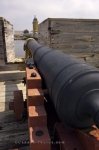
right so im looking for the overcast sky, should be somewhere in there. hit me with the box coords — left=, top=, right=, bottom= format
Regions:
left=0, top=0, right=99, bottom=31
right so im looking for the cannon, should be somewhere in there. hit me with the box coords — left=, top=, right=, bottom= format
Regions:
left=24, top=38, right=99, bottom=129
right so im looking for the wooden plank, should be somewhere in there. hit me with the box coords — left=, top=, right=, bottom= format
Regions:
left=0, top=63, right=25, bottom=71
left=0, top=86, right=26, bottom=92
left=0, top=81, right=25, bottom=88
left=0, top=96, right=26, bottom=111
left=0, top=110, right=15, bottom=121
left=0, top=84, right=25, bottom=89
left=0, top=120, right=28, bottom=132
left=0, top=97, right=28, bottom=146
left=0, top=91, right=26, bottom=97
left=0, top=111, right=29, bottom=150
left=0, top=80, right=24, bottom=85
left=0, top=80, right=26, bottom=111
left=0, top=71, right=25, bottom=81
left=0, top=79, right=24, bottom=85
left=0, top=86, right=26, bottom=95
left=0, top=76, right=29, bottom=150
left=0, top=93, right=26, bottom=102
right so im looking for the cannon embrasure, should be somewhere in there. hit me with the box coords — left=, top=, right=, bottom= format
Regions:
left=24, top=38, right=99, bottom=129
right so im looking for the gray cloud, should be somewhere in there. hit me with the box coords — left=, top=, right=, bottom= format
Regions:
left=0, top=0, right=99, bottom=30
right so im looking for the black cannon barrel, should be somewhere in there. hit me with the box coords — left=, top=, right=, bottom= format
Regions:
left=25, top=38, right=99, bottom=129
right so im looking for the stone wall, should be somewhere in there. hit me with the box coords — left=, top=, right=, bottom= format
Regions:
left=0, top=17, right=15, bottom=65
left=38, top=18, right=99, bottom=67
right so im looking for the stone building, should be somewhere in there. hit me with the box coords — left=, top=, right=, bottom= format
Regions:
left=38, top=18, right=99, bottom=67
left=32, top=16, right=38, bottom=40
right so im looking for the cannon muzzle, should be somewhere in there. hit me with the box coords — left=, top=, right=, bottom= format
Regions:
left=24, top=38, right=99, bottom=129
